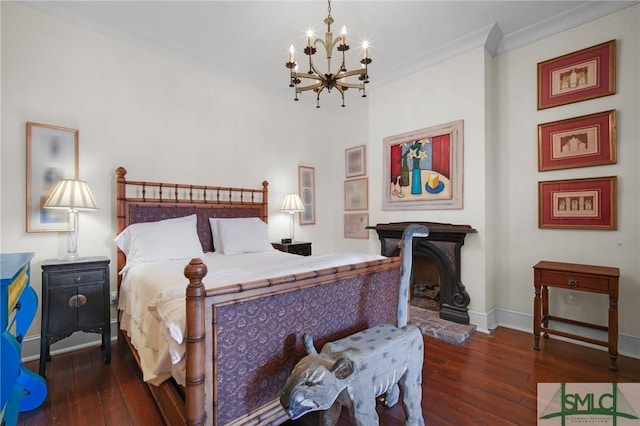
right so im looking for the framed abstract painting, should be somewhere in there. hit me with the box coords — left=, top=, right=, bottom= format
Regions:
left=345, top=145, right=366, bottom=178
left=344, top=178, right=368, bottom=211
left=383, top=120, right=463, bottom=210
left=26, top=122, right=78, bottom=232
left=298, top=165, right=316, bottom=225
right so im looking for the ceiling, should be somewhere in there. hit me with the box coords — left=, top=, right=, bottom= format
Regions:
left=23, top=1, right=638, bottom=108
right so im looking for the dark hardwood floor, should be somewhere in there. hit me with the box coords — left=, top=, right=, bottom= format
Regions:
left=18, top=327, right=640, bottom=425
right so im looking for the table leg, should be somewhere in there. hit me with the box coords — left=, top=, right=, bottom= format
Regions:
left=542, top=285, right=549, bottom=338
left=534, top=281, right=541, bottom=350
left=608, top=289, right=618, bottom=371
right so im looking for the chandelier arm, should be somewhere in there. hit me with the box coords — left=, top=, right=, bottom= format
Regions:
left=292, top=72, right=323, bottom=82
left=296, top=82, right=325, bottom=92
left=336, top=82, right=364, bottom=90
left=337, top=69, right=366, bottom=79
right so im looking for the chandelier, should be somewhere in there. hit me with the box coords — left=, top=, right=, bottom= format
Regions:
left=285, top=0, right=371, bottom=108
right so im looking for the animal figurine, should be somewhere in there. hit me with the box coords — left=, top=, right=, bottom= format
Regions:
left=280, top=224, right=429, bottom=426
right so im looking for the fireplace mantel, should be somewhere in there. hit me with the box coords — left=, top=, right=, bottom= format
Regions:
left=368, top=222, right=477, bottom=324
left=367, top=222, right=476, bottom=255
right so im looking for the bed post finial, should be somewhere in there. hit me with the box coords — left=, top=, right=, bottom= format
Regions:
left=116, top=166, right=127, bottom=179
left=185, top=258, right=208, bottom=426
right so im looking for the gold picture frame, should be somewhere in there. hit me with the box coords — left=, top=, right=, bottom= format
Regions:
left=298, top=165, right=316, bottom=225
left=538, top=176, right=617, bottom=230
left=344, top=178, right=368, bottom=211
left=344, top=213, right=369, bottom=239
left=345, top=145, right=366, bottom=178
left=537, top=40, right=616, bottom=110
left=26, top=122, right=78, bottom=232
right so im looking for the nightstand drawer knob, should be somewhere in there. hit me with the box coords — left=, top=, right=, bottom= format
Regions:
left=68, top=294, right=87, bottom=308
left=568, top=278, right=578, bottom=288
left=75, top=275, right=82, bottom=283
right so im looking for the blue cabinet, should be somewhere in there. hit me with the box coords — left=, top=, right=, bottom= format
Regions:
left=1, top=253, right=47, bottom=425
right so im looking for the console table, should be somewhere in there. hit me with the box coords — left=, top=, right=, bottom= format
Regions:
left=533, top=260, right=620, bottom=370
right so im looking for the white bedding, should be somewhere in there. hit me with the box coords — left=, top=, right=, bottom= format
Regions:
left=118, top=250, right=385, bottom=386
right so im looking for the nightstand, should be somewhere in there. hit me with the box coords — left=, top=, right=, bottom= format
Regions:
left=39, top=256, right=111, bottom=377
left=272, top=241, right=312, bottom=256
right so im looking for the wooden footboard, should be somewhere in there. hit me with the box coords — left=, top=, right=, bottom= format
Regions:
left=186, top=256, right=402, bottom=426
left=115, top=167, right=403, bottom=425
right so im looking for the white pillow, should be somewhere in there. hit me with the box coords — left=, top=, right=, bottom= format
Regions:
left=114, top=214, right=204, bottom=271
left=216, top=217, right=274, bottom=255
left=208, top=218, right=224, bottom=253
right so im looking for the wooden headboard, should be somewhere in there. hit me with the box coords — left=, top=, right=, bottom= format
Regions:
left=115, top=166, right=269, bottom=288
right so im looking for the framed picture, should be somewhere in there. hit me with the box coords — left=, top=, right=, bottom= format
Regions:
left=538, top=110, right=616, bottom=171
left=538, top=176, right=617, bottom=230
left=383, top=120, right=463, bottom=210
left=344, top=213, right=369, bottom=239
left=26, top=122, right=78, bottom=232
left=537, top=39, right=616, bottom=110
left=298, top=165, right=315, bottom=225
left=345, top=145, right=366, bottom=178
left=344, top=178, right=368, bottom=211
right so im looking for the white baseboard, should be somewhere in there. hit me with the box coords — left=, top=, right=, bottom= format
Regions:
left=469, top=307, right=640, bottom=359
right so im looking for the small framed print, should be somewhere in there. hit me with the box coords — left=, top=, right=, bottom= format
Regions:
left=26, top=122, right=79, bottom=232
left=537, top=40, right=616, bottom=110
left=345, top=145, right=366, bottom=178
left=538, top=110, right=616, bottom=171
left=538, top=176, right=617, bottom=230
left=344, top=213, right=369, bottom=239
left=344, top=178, right=368, bottom=211
left=298, top=165, right=316, bottom=225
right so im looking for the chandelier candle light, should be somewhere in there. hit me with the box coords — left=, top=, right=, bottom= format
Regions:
left=280, top=193, right=305, bottom=244
left=43, top=179, right=98, bottom=260
left=285, top=0, right=371, bottom=108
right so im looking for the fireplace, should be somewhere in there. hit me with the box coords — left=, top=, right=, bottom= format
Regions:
left=368, top=222, right=477, bottom=324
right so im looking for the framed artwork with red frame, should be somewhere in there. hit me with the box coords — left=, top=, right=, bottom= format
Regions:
left=538, top=176, right=617, bottom=230
left=537, top=40, right=616, bottom=110
left=538, top=110, right=616, bottom=171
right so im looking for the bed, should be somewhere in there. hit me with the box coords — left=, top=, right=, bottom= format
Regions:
left=114, top=167, right=403, bottom=426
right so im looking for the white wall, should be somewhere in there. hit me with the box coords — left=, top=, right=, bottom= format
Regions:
left=2, top=2, right=638, bottom=359
left=0, top=3, right=356, bottom=356
left=369, top=47, right=490, bottom=325
left=492, top=5, right=639, bottom=344
left=366, top=5, right=639, bottom=355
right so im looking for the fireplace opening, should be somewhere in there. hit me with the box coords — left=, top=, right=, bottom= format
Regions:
left=368, top=221, right=477, bottom=325
left=411, top=256, right=440, bottom=312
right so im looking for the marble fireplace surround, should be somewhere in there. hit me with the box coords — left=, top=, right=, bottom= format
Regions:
left=368, top=222, right=477, bottom=324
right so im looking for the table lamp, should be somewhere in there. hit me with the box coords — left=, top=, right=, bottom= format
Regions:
left=280, top=193, right=304, bottom=244
left=43, top=179, right=98, bottom=259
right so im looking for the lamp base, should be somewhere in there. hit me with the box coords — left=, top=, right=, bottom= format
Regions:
left=281, top=238, right=292, bottom=244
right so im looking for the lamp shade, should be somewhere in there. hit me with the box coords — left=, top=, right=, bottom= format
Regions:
left=43, top=179, right=98, bottom=211
left=280, top=193, right=304, bottom=212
